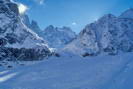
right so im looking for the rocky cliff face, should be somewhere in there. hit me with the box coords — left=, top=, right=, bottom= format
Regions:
left=0, top=0, right=51, bottom=61
left=21, top=14, right=43, bottom=37
left=64, top=9, right=133, bottom=56
left=30, top=20, right=43, bottom=37
left=21, top=14, right=31, bottom=28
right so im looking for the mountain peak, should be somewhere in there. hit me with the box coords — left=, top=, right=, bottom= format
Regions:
left=100, top=14, right=116, bottom=20
left=119, top=8, right=133, bottom=19
left=123, top=8, right=133, bottom=12
left=31, top=20, right=41, bottom=30
left=45, top=25, right=55, bottom=31
left=62, top=26, right=71, bottom=29
left=31, top=20, right=38, bottom=26
left=21, top=14, right=31, bottom=27
left=42, top=25, right=76, bottom=48
left=98, top=14, right=116, bottom=22
left=64, top=9, right=133, bottom=56
left=0, top=1, right=51, bottom=60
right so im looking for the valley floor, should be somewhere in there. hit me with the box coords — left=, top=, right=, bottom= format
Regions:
left=0, top=53, right=133, bottom=89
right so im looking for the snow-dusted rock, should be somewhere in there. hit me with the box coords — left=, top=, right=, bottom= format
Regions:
left=21, top=14, right=31, bottom=28
left=64, top=11, right=133, bottom=56
left=42, top=25, right=76, bottom=49
left=21, top=14, right=77, bottom=49
left=30, top=20, right=42, bottom=34
left=21, top=14, right=43, bottom=38
left=0, top=0, right=51, bottom=61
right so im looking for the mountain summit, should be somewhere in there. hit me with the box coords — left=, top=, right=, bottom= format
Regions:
left=21, top=15, right=77, bottom=49
left=42, top=25, right=76, bottom=49
left=0, top=0, right=51, bottom=60
left=64, top=9, right=133, bottom=56
left=119, top=8, right=133, bottom=19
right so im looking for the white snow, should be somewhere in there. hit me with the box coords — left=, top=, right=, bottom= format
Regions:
left=42, top=25, right=76, bottom=49
left=0, top=71, right=9, bottom=75
left=64, top=13, right=133, bottom=56
left=0, top=2, right=133, bottom=89
left=0, top=72, right=18, bottom=83
left=0, top=53, right=133, bottom=89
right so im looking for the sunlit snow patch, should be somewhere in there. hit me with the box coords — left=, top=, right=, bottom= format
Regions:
left=0, top=71, right=9, bottom=75
left=0, top=73, right=18, bottom=83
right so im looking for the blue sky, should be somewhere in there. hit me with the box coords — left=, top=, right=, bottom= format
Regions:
left=15, top=0, right=133, bottom=33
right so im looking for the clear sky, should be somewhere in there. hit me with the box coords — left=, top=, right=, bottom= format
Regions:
left=15, top=0, right=133, bottom=33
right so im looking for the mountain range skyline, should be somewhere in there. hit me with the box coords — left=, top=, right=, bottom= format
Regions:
left=14, top=0, right=133, bottom=33
left=1, top=1, right=133, bottom=89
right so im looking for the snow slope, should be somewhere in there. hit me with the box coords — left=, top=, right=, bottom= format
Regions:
left=0, top=53, right=133, bottom=89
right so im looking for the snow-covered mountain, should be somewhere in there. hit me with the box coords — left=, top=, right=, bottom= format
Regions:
left=30, top=20, right=43, bottom=36
left=0, top=0, right=51, bottom=61
left=21, top=15, right=76, bottom=49
left=42, top=25, right=76, bottom=49
left=119, top=8, right=133, bottom=19
left=0, top=3, right=133, bottom=89
left=64, top=9, right=133, bottom=56
left=21, top=14, right=43, bottom=37
left=21, top=14, right=31, bottom=28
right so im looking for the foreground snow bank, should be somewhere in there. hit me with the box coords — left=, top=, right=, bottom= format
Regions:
left=0, top=53, right=133, bottom=89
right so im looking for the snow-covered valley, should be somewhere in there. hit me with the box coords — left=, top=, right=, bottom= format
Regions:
left=0, top=52, right=133, bottom=89
left=0, top=0, right=133, bottom=89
